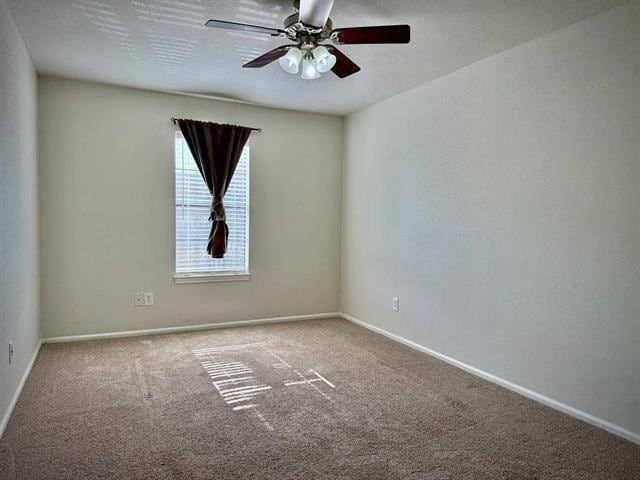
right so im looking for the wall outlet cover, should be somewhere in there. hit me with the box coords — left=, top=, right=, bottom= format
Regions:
left=392, top=297, right=399, bottom=312
left=134, top=293, right=145, bottom=307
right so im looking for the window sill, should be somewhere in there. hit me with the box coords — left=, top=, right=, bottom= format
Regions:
left=173, top=272, right=251, bottom=284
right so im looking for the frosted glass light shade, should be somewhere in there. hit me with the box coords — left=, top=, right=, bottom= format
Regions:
left=279, top=47, right=303, bottom=74
left=312, top=45, right=336, bottom=73
left=301, top=57, right=321, bottom=80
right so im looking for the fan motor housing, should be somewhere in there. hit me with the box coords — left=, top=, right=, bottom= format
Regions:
left=284, top=13, right=333, bottom=44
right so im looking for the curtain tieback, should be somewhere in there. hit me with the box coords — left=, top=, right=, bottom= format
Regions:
left=209, top=197, right=226, bottom=222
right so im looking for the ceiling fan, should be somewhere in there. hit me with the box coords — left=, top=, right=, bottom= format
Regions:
left=205, top=0, right=410, bottom=80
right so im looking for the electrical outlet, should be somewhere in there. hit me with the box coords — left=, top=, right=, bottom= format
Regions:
left=8, top=341, right=14, bottom=365
left=392, top=297, right=399, bottom=312
left=134, top=293, right=145, bottom=307
left=144, top=292, right=154, bottom=306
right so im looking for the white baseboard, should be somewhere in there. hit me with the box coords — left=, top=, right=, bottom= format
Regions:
left=0, top=340, right=41, bottom=440
left=339, top=312, right=640, bottom=445
left=42, top=312, right=340, bottom=344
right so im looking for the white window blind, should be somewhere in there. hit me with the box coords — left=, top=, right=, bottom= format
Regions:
left=175, top=132, right=249, bottom=275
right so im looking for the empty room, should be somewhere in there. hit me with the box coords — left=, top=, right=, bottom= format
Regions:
left=1, top=0, right=639, bottom=478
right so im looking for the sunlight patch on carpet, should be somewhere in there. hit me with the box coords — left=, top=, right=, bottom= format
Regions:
left=193, top=342, right=335, bottom=430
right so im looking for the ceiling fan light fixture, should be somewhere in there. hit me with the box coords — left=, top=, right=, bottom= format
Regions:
left=312, top=45, right=336, bottom=73
left=278, top=47, right=303, bottom=74
left=207, top=0, right=411, bottom=80
left=300, top=56, right=321, bottom=80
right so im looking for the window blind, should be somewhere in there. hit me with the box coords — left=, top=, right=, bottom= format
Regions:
left=175, top=132, right=249, bottom=274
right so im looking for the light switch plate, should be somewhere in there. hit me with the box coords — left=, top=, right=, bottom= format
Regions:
left=144, top=292, right=154, bottom=306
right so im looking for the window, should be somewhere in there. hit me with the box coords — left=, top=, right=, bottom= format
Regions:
left=174, top=132, right=250, bottom=282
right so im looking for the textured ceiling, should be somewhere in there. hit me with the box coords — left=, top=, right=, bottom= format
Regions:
left=7, top=0, right=627, bottom=115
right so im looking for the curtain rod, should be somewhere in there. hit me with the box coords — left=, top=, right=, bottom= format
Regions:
left=171, top=117, right=262, bottom=133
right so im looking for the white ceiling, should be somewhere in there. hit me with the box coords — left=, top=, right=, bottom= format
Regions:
left=8, top=0, right=627, bottom=115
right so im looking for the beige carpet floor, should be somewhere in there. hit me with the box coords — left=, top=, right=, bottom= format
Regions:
left=1, top=318, right=638, bottom=479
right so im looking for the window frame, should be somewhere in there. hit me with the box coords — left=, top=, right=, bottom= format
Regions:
left=172, top=130, right=251, bottom=284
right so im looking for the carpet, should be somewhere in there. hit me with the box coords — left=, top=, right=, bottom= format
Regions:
left=1, top=318, right=638, bottom=479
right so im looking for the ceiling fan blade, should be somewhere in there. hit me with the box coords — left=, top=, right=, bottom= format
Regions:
left=299, top=0, right=335, bottom=28
left=325, top=46, right=361, bottom=78
left=205, top=19, right=285, bottom=37
left=332, top=25, right=410, bottom=45
left=243, top=46, right=292, bottom=68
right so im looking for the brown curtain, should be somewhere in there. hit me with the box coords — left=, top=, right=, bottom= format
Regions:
left=177, top=120, right=253, bottom=258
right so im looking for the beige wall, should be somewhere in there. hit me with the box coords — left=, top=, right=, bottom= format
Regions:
left=0, top=0, right=40, bottom=433
left=341, top=0, right=639, bottom=436
left=39, top=78, right=343, bottom=338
